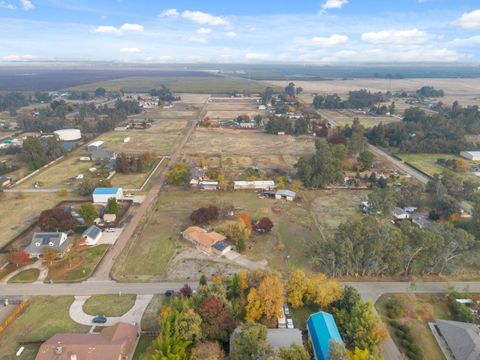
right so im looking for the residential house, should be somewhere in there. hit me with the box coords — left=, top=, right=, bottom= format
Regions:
left=199, top=181, right=219, bottom=190
left=82, top=225, right=103, bottom=246
left=182, top=226, right=226, bottom=252
left=234, top=180, right=275, bottom=190
left=212, top=241, right=232, bottom=255
left=393, top=207, right=410, bottom=220
left=0, top=176, right=11, bottom=187
left=92, top=187, right=123, bottom=204
left=431, top=319, right=480, bottom=360
left=35, top=322, right=139, bottom=360
left=275, top=189, right=296, bottom=201
left=25, top=232, right=70, bottom=258
left=267, top=329, right=303, bottom=350
left=307, top=311, right=344, bottom=360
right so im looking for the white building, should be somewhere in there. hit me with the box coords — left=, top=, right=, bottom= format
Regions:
left=83, top=225, right=103, bottom=246
left=54, top=129, right=82, bottom=142
left=234, top=180, right=275, bottom=190
left=88, top=141, right=105, bottom=152
left=92, top=187, right=123, bottom=204
left=460, top=151, right=480, bottom=161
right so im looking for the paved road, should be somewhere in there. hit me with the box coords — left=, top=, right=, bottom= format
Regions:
left=92, top=97, right=209, bottom=280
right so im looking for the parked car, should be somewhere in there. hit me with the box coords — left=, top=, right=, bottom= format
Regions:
left=92, top=315, right=107, bottom=324
left=165, top=290, right=175, bottom=297
left=283, top=304, right=290, bottom=316
left=105, top=228, right=115, bottom=233
left=286, top=317, right=294, bottom=329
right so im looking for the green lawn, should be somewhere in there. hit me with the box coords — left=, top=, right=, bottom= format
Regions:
left=335, top=116, right=399, bottom=128
left=141, top=295, right=164, bottom=331
left=68, top=76, right=271, bottom=93
left=46, top=245, right=110, bottom=282
left=0, top=296, right=90, bottom=360
left=83, top=294, right=136, bottom=317
left=133, top=336, right=156, bottom=360
left=376, top=293, right=450, bottom=360
left=7, top=269, right=40, bottom=283
left=290, top=304, right=319, bottom=330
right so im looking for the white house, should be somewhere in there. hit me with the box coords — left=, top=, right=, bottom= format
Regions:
left=275, top=189, right=296, bottom=201
left=460, top=151, right=480, bottom=161
left=234, top=180, right=275, bottom=190
left=92, top=187, right=123, bottom=204
left=393, top=207, right=410, bottom=220
left=83, top=225, right=103, bottom=246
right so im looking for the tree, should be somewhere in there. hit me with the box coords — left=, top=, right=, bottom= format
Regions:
left=327, top=340, right=348, bottom=360
left=180, top=284, right=193, bottom=297
left=306, top=274, right=344, bottom=308
left=152, top=313, right=192, bottom=360
left=190, top=342, right=226, bottom=360
left=253, top=217, right=274, bottom=233
left=286, top=270, right=310, bottom=308
left=7, top=250, right=29, bottom=267
left=190, top=206, right=219, bottom=225
left=176, top=308, right=203, bottom=343
left=278, top=344, right=309, bottom=360
left=246, top=274, right=284, bottom=321
left=166, top=163, right=189, bottom=185
left=43, top=247, right=60, bottom=265
left=199, top=274, right=207, bottom=286
left=194, top=283, right=229, bottom=306
left=196, top=297, right=237, bottom=342
left=77, top=179, right=95, bottom=196
left=285, top=82, right=296, bottom=97
left=230, top=322, right=273, bottom=360
left=95, top=87, right=106, bottom=97
left=368, top=186, right=398, bottom=215
left=106, top=197, right=119, bottom=215
left=358, top=151, right=375, bottom=170
left=78, top=203, right=98, bottom=226
left=39, top=207, right=78, bottom=232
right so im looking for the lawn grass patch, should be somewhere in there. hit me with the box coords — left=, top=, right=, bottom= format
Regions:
left=133, top=336, right=156, bottom=360
left=83, top=294, right=136, bottom=317
left=290, top=304, right=319, bottom=331
left=7, top=268, right=39, bottom=283
left=141, top=295, right=164, bottom=331
left=46, top=245, right=109, bottom=282
left=0, top=296, right=90, bottom=360
left=334, top=116, right=399, bottom=128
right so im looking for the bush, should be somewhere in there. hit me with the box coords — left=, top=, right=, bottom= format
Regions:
left=385, top=297, right=404, bottom=319
left=190, top=206, right=219, bottom=225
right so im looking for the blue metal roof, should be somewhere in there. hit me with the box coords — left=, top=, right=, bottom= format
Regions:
left=93, top=187, right=119, bottom=195
left=213, top=241, right=228, bottom=251
left=307, top=312, right=343, bottom=360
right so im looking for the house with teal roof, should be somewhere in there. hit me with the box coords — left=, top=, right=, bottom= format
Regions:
left=307, top=311, right=344, bottom=360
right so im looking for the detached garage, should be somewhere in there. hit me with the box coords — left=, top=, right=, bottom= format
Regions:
left=460, top=151, right=480, bottom=161
left=92, top=187, right=123, bottom=204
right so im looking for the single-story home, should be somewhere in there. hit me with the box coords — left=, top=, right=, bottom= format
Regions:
left=25, top=232, right=70, bottom=258
left=93, top=187, right=123, bottom=204
left=234, top=180, right=275, bottom=190
left=307, top=311, right=344, bottom=360
left=212, top=241, right=232, bottom=255
left=199, top=181, right=219, bottom=190
left=35, top=322, right=139, bottom=360
left=460, top=151, right=480, bottom=161
left=431, top=319, right=480, bottom=360
left=393, top=207, right=410, bottom=220
left=83, top=225, right=103, bottom=246
left=182, top=226, right=226, bottom=252
left=267, top=329, right=303, bottom=349
left=275, top=189, right=296, bottom=201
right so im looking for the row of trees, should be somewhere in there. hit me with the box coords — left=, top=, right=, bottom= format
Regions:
left=21, top=136, right=65, bottom=170
left=115, top=152, right=153, bottom=174
left=313, top=90, right=387, bottom=110
left=265, top=117, right=312, bottom=135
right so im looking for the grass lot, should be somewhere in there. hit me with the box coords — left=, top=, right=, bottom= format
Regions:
left=0, top=296, right=90, bottom=360
left=7, top=269, right=39, bottom=283
left=334, top=116, right=399, bottom=128
left=376, top=293, right=450, bottom=360
left=397, top=153, right=480, bottom=182
left=141, top=295, right=164, bottom=331
left=83, top=294, right=136, bottom=317
left=69, top=76, right=271, bottom=93
left=112, top=189, right=367, bottom=281
left=98, top=120, right=188, bottom=156
left=290, top=304, right=319, bottom=330
left=0, top=192, right=84, bottom=249
left=46, top=245, right=109, bottom=282
left=133, top=336, right=156, bottom=360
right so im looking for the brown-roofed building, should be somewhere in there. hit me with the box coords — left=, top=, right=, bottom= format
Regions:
left=182, top=226, right=226, bottom=252
left=35, top=322, right=138, bottom=360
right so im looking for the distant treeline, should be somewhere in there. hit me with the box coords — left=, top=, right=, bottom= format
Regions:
left=312, top=89, right=388, bottom=109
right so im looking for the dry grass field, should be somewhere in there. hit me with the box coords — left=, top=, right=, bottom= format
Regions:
left=266, top=78, right=480, bottom=106
left=318, top=109, right=400, bottom=128
left=204, top=97, right=266, bottom=120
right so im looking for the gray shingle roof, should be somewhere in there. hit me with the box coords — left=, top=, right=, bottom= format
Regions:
left=25, top=232, right=70, bottom=257
left=436, top=319, right=480, bottom=360
left=83, top=225, right=102, bottom=240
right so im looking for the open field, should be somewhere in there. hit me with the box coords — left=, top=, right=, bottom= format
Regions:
left=266, top=78, right=480, bottom=107
left=0, top=296, right=90, bottom=360
left=112, top=189, right=367, bottom=281
left=0, top=192, right=84, bottom=249
left=204, top=97, right=265, bottom=120
left=69, top=76, right=270, bottom=94
left=318, top=109, right=400, bottom=128
left=7, top=269, right=40, bottom=283
left=397, top=153, right=480, bottom=182
left=98, top=120, right=189, bottom=155
left=83, top=294, right=136, bottom=317
left=183, top=128, right=315, bottom=175
left=376, top=293, right=452, bottom=360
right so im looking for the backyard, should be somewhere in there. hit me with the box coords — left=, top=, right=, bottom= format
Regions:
left=0, top=296, right=90, bottom=360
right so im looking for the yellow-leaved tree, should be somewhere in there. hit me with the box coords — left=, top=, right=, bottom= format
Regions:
left=246, top=274, right=285, bottom=321
left=286, top=270, right=310, bottom=308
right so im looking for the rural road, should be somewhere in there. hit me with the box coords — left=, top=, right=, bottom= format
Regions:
left=92, top=97, right=209, bottom=280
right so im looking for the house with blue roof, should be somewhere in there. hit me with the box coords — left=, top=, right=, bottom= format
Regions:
left=92, top=187, right=123, bottom=204
left=307, top=311, right=344, bottom=360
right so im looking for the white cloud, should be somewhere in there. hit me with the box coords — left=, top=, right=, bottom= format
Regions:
left=20, top=0, right=34, bottom=11
left=186, top=36, right=208, bottom=44
left=0, top=1, right=15, bottom=10
left=93, top=23, right=143, bottom=35
left=361, top=29, right=430, bottom=44
left=120, top=23, right=144, bottom=32
left=308, top=34, right=349, bottom=47
left=197, top=27, right=211, bottom=34
left=457, top=9, right=480, bottom=30
left=159, top=8, right=179, bottom=18
left=1, top=54, right=37, bottom=61
left=321, top=0, right=348, bottom=10
left=245, top=52, right=270, bottom=60
left=181, top=10, right=229, bottom=26
left=226, top=31, right=237, bottom=37
left=120, top=47, right=141, bottom=53
left=449, top=35, right=480, bottom=47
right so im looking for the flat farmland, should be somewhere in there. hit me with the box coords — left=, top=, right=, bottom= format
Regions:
left=205, top=97, right=266, bottom=120
left=111, top=189, right=367, bottom=281
left=183, top=128, right=315, bottom=172
left=319, top=109, right=400, bottom=128
left=0, top=192, right=83, bottom=249
left=266, top=78, right=480, bottom=106
left=98, top=119, right=189, bottom=155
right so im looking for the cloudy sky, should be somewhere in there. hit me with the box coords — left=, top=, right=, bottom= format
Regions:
left=0, top=0, right=479, bottom=63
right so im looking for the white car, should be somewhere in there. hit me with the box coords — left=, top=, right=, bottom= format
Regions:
left=104, top=228, right=115, bottom=233
left=286, top=317, right=294, bottom=329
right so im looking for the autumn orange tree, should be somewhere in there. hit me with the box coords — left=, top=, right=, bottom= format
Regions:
left=246, top=274, right=284, bottom=321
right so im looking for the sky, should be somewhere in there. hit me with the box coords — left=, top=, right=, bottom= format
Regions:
left=0, top=0, right=479, bottom=63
